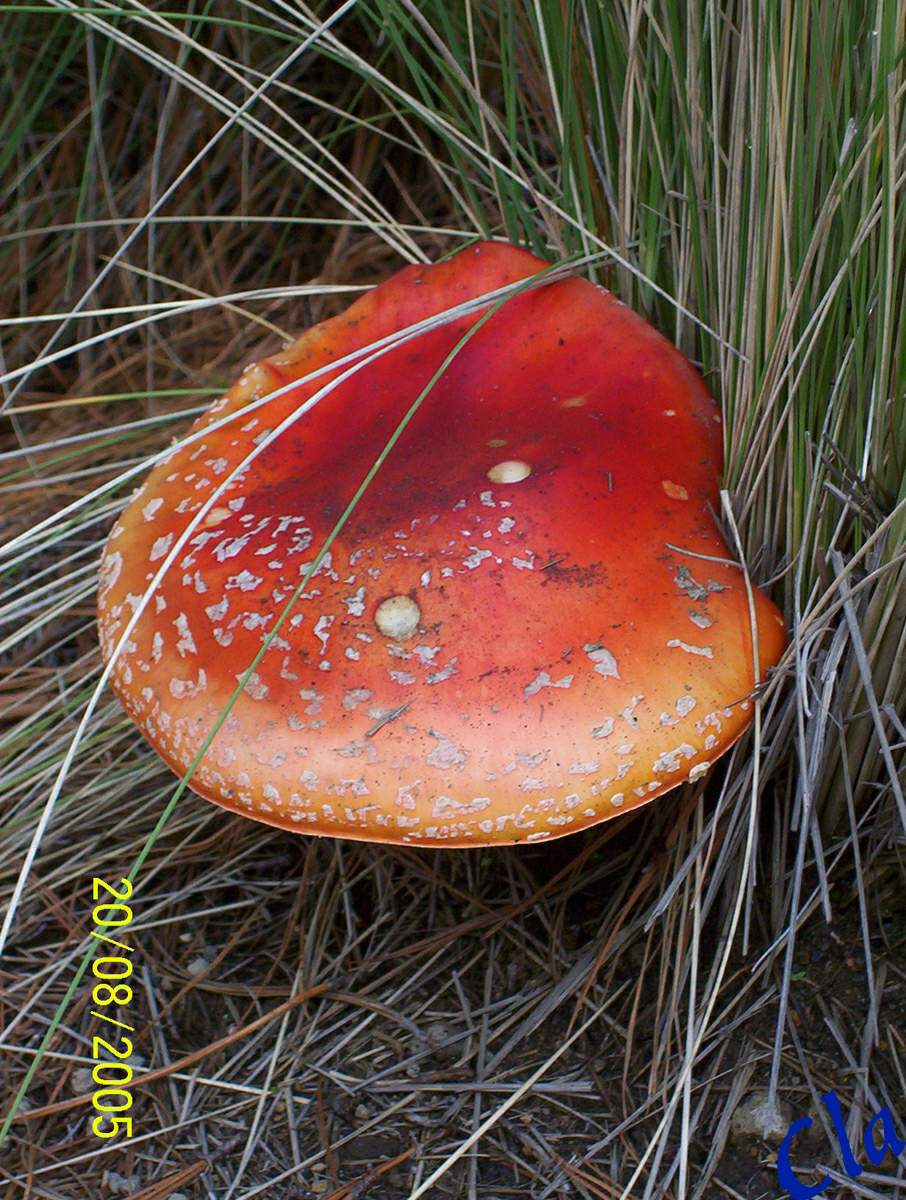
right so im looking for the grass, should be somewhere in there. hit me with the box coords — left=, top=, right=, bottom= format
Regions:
left=1, top=1, right=904, bottom=1197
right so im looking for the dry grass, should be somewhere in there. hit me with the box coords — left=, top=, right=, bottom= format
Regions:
left=1, top=2, right=904, bottom=1197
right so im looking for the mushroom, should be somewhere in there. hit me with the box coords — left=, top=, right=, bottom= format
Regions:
left=97, top=241, right=786, bottom=846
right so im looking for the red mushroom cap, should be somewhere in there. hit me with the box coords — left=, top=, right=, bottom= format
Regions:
left=97, top=241, right=786, bottom=846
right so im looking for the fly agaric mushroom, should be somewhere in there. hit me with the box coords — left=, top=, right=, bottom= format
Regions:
left=97, top=241, right=786, bottom=846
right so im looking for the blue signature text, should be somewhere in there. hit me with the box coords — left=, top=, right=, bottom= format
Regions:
left=779, top=1090, right=905, bottom=1198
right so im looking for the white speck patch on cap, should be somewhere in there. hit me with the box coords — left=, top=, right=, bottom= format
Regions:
left=487, top=460, right=531, bottom=484
left=661, top=480, right=689, bottom=500
left=667, top=638, right=714, bottom=658
left=142, top=498, right=164, bottom=521
left=204, top=507, right=232, bottom=527
left=374, top=594, right=421, bottom=640
left=524, top=671, right=574, bottom=697
left=150, top=533, right=174, bottom=562
left=584, top=642, right=620, bottom=679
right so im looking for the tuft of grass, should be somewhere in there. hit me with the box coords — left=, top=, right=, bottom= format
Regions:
left=1, top=2, right=903, bottom=1197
